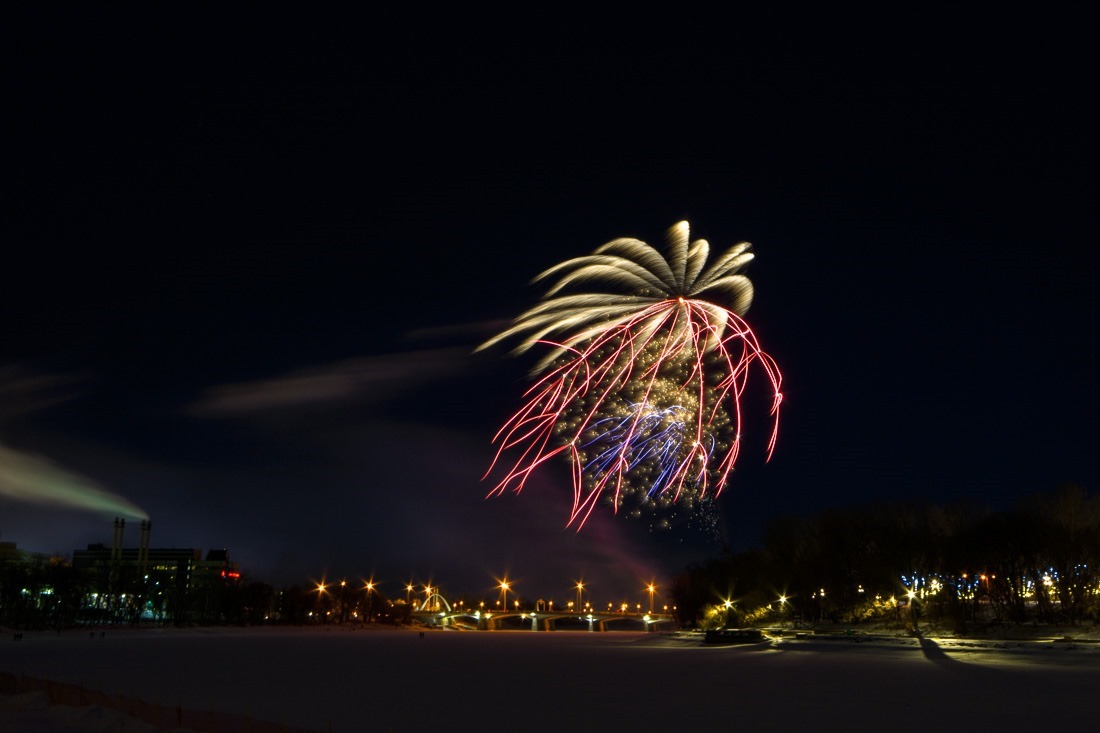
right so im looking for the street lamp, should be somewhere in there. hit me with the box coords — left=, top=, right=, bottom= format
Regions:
left=500, top=579, right=511, bottom=612
left=646, top=583, right=657, bottom=614
left=575, top=580, right=585, bottom=612
left=405, top=582, right=414, bottom=607
left=312, top=579, right=328, bottom=622
left=363, top=579, right=376, bottom=622
left=337, top=580, right=350, bottom=624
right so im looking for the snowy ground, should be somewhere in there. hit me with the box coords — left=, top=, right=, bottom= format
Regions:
left=3, top=624, right=1099, bottom=732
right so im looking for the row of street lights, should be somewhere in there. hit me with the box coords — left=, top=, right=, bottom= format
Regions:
left=496, top=577, right=662, bottom=614
left=314, top=576, right=666, bottom=615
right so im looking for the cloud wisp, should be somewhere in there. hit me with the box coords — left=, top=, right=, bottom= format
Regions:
left=186, top=347, right=475, bottom=417
left=0, top=364, right=87, bottom=426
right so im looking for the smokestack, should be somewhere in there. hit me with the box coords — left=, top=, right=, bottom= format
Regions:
left=139, top=520, right=151, bottom=571
left=111, top=517, right=121, bottom=561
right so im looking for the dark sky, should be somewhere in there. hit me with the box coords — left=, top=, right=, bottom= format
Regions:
left=2, top=11, right=1098, bottom=604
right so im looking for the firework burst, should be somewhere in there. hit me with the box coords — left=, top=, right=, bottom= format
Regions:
left=479, top=222, right=782, bottom=530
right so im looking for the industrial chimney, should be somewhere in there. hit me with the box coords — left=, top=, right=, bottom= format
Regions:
left=111, top=517, right=126, bottom=562
left=138, top=519, right=151, bottom=572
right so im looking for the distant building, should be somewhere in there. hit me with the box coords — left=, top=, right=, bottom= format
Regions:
left=71, top=543, right=202, bottom=573
left=0, top=540, right=64, bottom=567
left=70, top=518, right=240, bottom=581
left=70, top=518, right=242, bottom=624
left=197, top=548, right=241, bottom=581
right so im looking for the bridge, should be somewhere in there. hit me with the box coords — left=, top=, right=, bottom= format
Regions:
left=410, top=593, right=675, bottom=632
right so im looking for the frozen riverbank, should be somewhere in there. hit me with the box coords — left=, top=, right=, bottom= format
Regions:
left=4, top=624, right=1100, bottom=732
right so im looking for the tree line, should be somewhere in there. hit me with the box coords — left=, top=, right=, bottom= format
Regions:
left=668, top=483, right=1100, bottom=632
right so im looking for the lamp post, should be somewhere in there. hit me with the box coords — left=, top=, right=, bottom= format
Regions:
left=313, top=580, right=328, bottom=623
left=363, top=579, right=375, bottom=622
left=500, top=580, right=510, bottom=612
left=647, top=583, right=657, bottom=614
left=575, top=581, right=584, bottom=613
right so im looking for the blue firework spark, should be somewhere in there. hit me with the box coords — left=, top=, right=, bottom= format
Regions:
left=580, top=402, right=716, bottom=500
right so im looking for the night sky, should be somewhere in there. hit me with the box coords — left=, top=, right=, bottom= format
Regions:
left=3, top=11, right=1097, bottom=604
